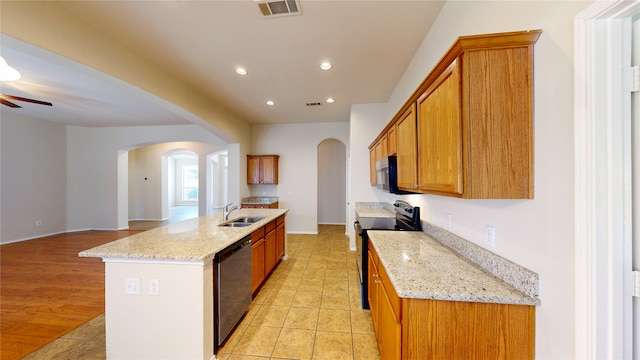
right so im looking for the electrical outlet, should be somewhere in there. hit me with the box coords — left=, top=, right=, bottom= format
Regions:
left=149, top=278, right=160, bottom=296
left=35, top=220, right=42, bottom=226
left=485, top=226, right=495, bottom=247
left=445, top=214, right=452, bottom=229
left=125, top=278, right=140, bottom=295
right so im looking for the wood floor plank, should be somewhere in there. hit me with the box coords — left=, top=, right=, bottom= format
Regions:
left=0, top=230, right=141, bottom=360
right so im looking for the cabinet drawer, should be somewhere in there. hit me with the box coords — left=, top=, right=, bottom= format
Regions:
left=265, top=220, right=276, bottom=233
left=368, top=242, right=379, bottom=269
left=251, top=228, right=265, bottom=243
left=276, top=215, right=285, bottom=226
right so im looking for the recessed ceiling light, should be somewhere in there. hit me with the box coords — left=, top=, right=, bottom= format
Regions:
left=326, top=97, right=335, bottom=103
left=235, top=67, right=248, bottom=75
left=266, top=100, right=275, bottom=106
left=320, top=62, right=332, bottom=70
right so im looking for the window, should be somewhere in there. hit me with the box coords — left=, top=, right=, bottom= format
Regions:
left=181, top=164, right=198, bottom=201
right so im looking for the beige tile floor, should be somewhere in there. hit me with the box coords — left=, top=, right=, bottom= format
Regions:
left=23, top=224, right=380, bottom=360
left=216, top=225, right=380, bottom=360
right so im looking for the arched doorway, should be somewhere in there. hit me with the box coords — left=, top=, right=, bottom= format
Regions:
left=122, top=142, right=227, bottom=230
left=317, top=138, right=346, bottom=226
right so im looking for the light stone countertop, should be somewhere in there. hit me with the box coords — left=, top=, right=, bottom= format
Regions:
left=355, top=202, right=395, bottom=218
left=368, top=230, right=539, bottom=306
left=79, top=208, right=288, bottom=263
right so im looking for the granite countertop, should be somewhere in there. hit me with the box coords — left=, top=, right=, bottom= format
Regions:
left=368, top=231, right=539, bottom=306
left=79, top=208, right=287, bottom=263
left=241, top=196, right=279, bottom=205
left=355, top=202, right=395, bottom=218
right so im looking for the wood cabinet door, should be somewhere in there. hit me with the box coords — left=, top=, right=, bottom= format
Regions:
left=387, top=124, right=397, bottom=155
left=275, top=222, right=285, bottom=259
left=379, top=284, right=401, bottom=360
left=368, top=252, right=379, bottom=331
left=247, top=156, right=261, bottom=184
left=251, top=240, right=265, bottom=293
left=369, top=148, right=377, bottom=185
left=260, top=156, right=278, bottom=184
left=465, top=48, right=533, bottom=199
left=417, top=60, right=462, bottom=195
left=264, top=230, right=276, bottom=275
left=396, top=104, right=417, bottom=190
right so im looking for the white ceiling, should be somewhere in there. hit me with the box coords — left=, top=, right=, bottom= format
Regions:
left=0, top=1, right=444, bottom=128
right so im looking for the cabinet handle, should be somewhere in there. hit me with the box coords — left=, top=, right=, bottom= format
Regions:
left=374, top=280, right=381, bottom=284
left=372, top=273, right=378, bottom=278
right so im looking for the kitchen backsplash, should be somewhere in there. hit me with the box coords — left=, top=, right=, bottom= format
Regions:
left=423, top=221, right=539, bottom=300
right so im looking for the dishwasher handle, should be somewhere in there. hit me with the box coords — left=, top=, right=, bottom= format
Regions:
left=216, top=236, right=252, bottom=263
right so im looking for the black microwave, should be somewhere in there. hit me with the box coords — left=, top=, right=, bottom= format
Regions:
left=375, top=155, right=414, bottom=194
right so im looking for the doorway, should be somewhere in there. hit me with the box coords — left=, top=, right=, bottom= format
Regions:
left=167, top=149, right=199, bottom=222
left=631, top=12, right=639, bottom=360
left=574, top=2, right=640, bottom=358
left=317, top=138, right=346, bottom=225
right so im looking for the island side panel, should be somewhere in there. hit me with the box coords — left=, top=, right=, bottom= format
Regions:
left=105, top=261, right=213, bottom=360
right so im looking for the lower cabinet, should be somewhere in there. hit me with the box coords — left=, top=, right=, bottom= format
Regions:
left=369, top=244, right=401, bottom=360
left=251, top=227, right=266, bottom=293
left=251, top=216, right=286, bottom=295
left=264, top=228, right=276, bottom=275
left=367, top=242, right=535, bottom=359
left=275, top=216, right=285, bottom=259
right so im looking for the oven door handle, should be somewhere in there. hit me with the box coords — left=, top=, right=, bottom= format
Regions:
left=354, top=221, right=362, bottom=235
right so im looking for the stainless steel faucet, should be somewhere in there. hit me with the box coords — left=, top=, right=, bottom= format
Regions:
left=223, top=203, right=238, bottom=221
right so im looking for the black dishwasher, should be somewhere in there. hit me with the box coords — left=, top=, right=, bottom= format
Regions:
left=214, top=235, right=252, bottom=349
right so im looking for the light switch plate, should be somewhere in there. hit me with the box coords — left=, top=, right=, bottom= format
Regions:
left=149, top=278, right=160, bottom=296
left=125, top=277, right=140, bottom=295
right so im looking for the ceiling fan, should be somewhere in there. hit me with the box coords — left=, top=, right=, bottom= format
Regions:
left=0, top=94, right=52, bottom=108
left=0, top=56, right=53, bottom=108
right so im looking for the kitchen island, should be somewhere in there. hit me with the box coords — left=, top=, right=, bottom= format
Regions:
left=80, top=208, right=287, bottom=360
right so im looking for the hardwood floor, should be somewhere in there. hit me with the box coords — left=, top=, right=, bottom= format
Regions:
left=0, top=230, right=142, bottom=360
left=0, top=206, right=197, bottom=359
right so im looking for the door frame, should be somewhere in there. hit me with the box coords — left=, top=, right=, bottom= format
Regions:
left=574, top=1, right=640, bottom=358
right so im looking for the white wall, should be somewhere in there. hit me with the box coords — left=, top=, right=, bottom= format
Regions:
left=0, top=114, right=67, bottom=243
left=65, top=125, right=230, bottom=232
left=252, top=122, right=349, bottom=234
left=347, top=103, right=397, bottom=246
left=348, top=1, right=593, bottom=358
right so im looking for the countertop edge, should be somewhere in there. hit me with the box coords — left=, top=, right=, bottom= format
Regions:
left=369, top=231, right=540, bottom=307
left=79, top=209, right=288, bottom=263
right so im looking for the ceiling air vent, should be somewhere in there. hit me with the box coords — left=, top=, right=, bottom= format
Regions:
left=257, top=0, right=302, bottom=18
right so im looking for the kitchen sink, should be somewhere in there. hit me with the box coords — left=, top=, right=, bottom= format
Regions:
left=228, top=216, right=265, bottom=223
left=218, top=216, right=264, bottom=228
left=218, top=222, right=252, bottom=228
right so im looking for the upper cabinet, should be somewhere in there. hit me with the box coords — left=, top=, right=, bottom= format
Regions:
left=371, top=30, right=541, bottom=199
left=247, top=155, right=279, bottom=185
left=395, top=105, right=418, bottom=190
left=416, top=60, right=462, bottom=195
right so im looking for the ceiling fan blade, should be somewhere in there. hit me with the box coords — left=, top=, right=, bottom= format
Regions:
left=0, top=98, right=21, bottom=108
left=0, top=94, right=52, bottom=107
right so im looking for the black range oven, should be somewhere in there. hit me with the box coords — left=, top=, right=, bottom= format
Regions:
left=354, top=200, right=421, bottom=309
